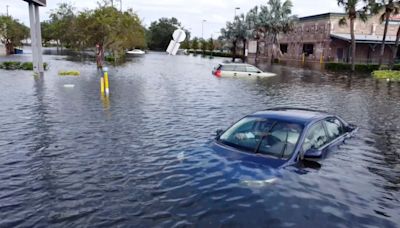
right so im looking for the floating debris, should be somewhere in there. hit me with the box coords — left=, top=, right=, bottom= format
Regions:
left=59, top=70, right=80, bottom=76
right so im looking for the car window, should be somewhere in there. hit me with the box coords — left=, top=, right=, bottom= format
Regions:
left=258, top=122, right=302, bottom=158
left=234, top=65, right=247, bottom=72
left=221, top=65, right=235, bottom=71
left=302, top=121, right=329, bottom=152
left=246, top=66, right=260, bottom=73
left=219, top=117, right=303, bottom=158
left=324, top=117, right=345, bottom=140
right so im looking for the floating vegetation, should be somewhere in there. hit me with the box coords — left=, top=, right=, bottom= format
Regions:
left=372, top=70, right=400, bottom=81
left=58, top=70, right=80, bottom=76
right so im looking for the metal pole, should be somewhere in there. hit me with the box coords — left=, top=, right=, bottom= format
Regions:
left=28, top=3, right=39, bottom=73
left=234, top=7, right=240, bottom=18
left=6, top=5, right=9, bottom=16
left=34, top=5, right=44, bottom=73
left=202, top=20, right=206, bottom=40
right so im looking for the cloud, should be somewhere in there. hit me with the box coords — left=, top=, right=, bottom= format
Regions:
left=0, top=0, right=343, bottom=38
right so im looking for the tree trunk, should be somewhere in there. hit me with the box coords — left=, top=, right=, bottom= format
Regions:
left=389, top=25, right=400, bottom=69
left=5, top=42, right=14, bottom=55
left=379, top=12, right=390, bottom=66
left=350, top=18, right=356, bottom=71
left=255, top=39, right=259, bottom=63
left=232, top=40, right=237, bottom=62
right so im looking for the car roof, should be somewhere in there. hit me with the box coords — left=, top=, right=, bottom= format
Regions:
left=248, top=107, right=331, bottom=125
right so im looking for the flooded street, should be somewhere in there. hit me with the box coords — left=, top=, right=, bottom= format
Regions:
left=0, top=52, right=399, bottom=227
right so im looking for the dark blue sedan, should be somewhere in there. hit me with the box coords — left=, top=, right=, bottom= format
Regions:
left=212, top=108, right=357, bottom=168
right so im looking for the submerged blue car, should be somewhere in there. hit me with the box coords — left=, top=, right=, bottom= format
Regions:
left=212, top=108, right=357, bottom=168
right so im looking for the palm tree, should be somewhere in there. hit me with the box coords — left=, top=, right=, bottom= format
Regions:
left=234, top=14, right=251, bottom=62
left=390, top=26, right=400, bottom=68
left=220, top=22, right=238, bottom=61
left=220, top=15, right=250, bottom=62
left=246, top=6, right=263, bottom=62
left=338, top=0, right=369, bottom=71
left=258, top=0, right=296, bottom=62
left=373, top=0, right=400, bottom=66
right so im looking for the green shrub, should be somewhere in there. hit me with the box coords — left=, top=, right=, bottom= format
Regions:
left=372, top=70, right=400, bottom=81
left=0, top=61, right=48, bottom=71
left=325, top=62, right=380, bottom=72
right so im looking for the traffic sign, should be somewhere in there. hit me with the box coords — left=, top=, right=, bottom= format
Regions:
left=23, top=0, right=46, bottom=7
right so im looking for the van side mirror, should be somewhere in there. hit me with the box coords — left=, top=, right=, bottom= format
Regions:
left=303, top=148, right=322, bottom=160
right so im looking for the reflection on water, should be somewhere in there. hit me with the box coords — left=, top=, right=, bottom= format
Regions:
left=0, top=52, right=399, bottom=227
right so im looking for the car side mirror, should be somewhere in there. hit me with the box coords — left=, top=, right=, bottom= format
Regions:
left=303, top=148, right=322, bottom=160
left=215, top=129, right=224, bottom=138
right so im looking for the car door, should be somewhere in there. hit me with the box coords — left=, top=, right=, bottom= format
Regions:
left=233, top=65, right=248, bottom=77
left=246, top=66, right=261, bottom=77
left=301, top=121, right=330, bottom=159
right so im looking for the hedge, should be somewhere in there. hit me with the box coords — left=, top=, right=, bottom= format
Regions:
left=0, top=61, right=48, bottom=71
left=187, top=50, right=242, bottom=58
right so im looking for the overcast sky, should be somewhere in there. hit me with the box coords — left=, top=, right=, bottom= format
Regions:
left=1, top=0, right=343, bottom=38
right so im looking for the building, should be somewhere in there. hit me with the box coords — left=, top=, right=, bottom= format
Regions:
left=248, top=12, right=400, bottom=64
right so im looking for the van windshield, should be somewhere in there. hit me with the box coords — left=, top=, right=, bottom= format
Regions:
left=219, top=117, right=303, bottom=159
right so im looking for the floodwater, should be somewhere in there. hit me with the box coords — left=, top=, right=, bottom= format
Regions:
left=0, top=52, right=399, bottom=227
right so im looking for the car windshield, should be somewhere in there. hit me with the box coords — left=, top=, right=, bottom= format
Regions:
left=219, top=117, right=303, bottom=159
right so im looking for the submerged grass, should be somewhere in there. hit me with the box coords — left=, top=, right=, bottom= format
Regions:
left=372, top=70, right=400, bottom=81
left=58, top=70, right=80, bottom=76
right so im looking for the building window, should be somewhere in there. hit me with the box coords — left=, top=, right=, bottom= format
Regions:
left=303, top=44, right=314, bottom=56
left=280, top=44, right=288, bottom=54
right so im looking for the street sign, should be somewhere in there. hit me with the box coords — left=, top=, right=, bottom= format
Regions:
left=23, top=0, right=46, bottom=7
left=166, top=29, right=186, bottom=56
left=173, top=29, right=186, bottom=43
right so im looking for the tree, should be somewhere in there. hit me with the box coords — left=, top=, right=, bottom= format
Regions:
left=0, top=16, right=29, bottom=55
left=200, top=38, right=207, bottom=53
left=220, top=21, right=239, bottom=61
left=246, top=6, right=263, bottom=62
left=259, top=0, right=296, bottom=62
left=220, top=15, right=250, bottom=62
left=48, top=3, right=76, bottom=50
left=147, top=17, right=180, bottom=50
left=207, top=37, right=215, bottom=52
left=191, top=37, right=199, bottom=50
left=338, top=0, right=369, bottom=71
left=372, top=0, right=400, bottom=66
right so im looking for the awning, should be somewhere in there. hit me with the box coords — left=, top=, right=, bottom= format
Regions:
left=331, top=33, right=398, bottom=44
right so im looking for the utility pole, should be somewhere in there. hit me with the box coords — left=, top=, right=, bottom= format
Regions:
left=201, top=20, right=206, bottom=40
left=6, top=5, right=9, bottom=16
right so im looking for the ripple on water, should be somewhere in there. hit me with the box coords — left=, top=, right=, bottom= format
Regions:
left=0, top=52, right=399, bottom=227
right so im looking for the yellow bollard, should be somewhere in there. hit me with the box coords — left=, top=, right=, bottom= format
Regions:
left=320, top=54, right=324, bottom=64
left=100, top=77, right=105, bottom=94
left=103, top=67, right=110, bottom=96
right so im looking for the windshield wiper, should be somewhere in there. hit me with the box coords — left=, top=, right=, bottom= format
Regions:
left=254, top=121, right=278, bottom=154
left=280, top=130, right=290, bottom=158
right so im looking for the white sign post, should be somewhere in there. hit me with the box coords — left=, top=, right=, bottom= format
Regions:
left=166, top=29, right=186, bottom=55
left=23, top=0, right=46, bottom=74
